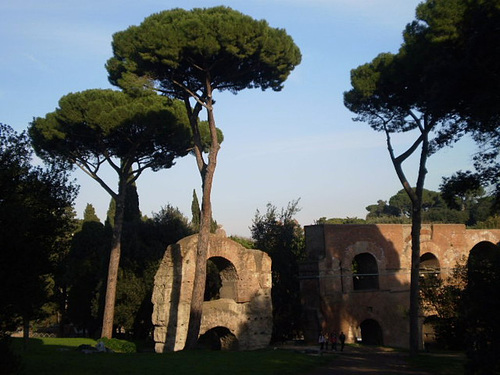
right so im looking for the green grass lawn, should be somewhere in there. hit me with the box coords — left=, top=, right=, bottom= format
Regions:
left=11, top=338, right=467, bottom=375
left=12, top=338, right=329, bottom=375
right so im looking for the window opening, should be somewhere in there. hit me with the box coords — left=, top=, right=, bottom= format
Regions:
left=352, top=253, right=379, bottom=290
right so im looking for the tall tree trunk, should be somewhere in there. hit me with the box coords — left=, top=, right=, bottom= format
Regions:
left=58, top=284, right=68, bottom=337
left=409, top=129, right=429, bottom=357
left=384, top=116, right=430, bottom=357
left=409, top=202, right=422, bottom=356
left=184, top=88, right=220, bottom=349
left=184, top=177, right=214, bottom=348
left=22, top=316, right=29, bottom=351
left=101, top=181, right=126, bottom=339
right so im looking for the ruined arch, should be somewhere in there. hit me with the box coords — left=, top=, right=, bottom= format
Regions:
left=197, top=326, right=239, bottom=350
left=352, top=253, right=379, bottom=290
left=152, top=233, right=273, bottom=352
left=360, top=319, right=383, bottom=345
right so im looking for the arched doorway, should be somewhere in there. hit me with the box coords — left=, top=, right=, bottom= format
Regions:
left=197, top=326, right=239, bottom=350
left=422, top=315, right=437, bottom=350
left=205, top=256, right=238, bottom=301
left=360, top=319, right=383, bottom=345
left=420, top=252, right=440, bottom=278
left=352, top=253, right=379, bottom=290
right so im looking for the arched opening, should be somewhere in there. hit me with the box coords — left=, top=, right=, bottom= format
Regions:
left=469, top=241, right=500, bottom=263
left=360, top=319, right=383, bottom=345
left=204, top=256, right=238, bottom=301
left=197, top=326, right=239, bottom=350
left=420, top=252, right=440, bottom=279
left=467, top=241, right=500, bottom=297
left=352, top=253, right=379, bottom=290
left=422, top=315, right=438, bottom=350
left=464, top=241, right=500, bottom=361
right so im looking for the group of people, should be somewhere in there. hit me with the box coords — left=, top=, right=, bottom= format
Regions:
left=318, top=331, right=346, bottom=351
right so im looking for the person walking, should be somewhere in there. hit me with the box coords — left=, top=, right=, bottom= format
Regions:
left=339, top=331, right=346, bottom=352
left=330, top=332, right=337, bottom=351
left=318, top=333, right=326, bottom=351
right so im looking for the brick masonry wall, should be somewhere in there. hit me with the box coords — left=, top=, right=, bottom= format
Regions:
left=300, top=224, right=500, bottom=348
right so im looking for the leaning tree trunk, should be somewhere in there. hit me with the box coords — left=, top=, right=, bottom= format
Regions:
left=100, top=182, right=126, bottom=339
left=184, top=90, right=220, bottom=349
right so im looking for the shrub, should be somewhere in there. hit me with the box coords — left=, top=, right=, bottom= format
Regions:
left=99, top=337, right=136, bottom=353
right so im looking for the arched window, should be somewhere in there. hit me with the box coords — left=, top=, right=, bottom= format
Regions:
left=352, top=253, right=379, bottom=290
left=204, top=256, right=238, bottom=301
left=419, top=252, right=440, bottom=278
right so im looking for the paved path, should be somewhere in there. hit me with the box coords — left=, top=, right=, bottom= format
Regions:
left=287, top=345, right=434, bottom=375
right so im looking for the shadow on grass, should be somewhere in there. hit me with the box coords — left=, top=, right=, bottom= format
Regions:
left=345, top=344, right=467, bottom=375
left=407, top=351, right=466, bottom=375
left=12, top=338, right=329, bottom=375
left=12, top=337, right=97, bottom=353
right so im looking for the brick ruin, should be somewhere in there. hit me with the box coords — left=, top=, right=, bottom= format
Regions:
left=299, top=224, right=500, bottom=348
left=151, top=232, right=272, bottom=352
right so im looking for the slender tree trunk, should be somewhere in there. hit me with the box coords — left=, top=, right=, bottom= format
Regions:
left=184, top=177, right=214, bottom=348
left=101, top=182, right=126, bottom=339
left=184, top=88, right=220, bottom=349
left=384, top=117, right=430, bottom=357
left=409, top=129, right=429, bottom=357
left=58, top=284, right=67, bottom=337
left=409, top=202, right=422, bottom=356
left=22, top=316, right=29, bottom=351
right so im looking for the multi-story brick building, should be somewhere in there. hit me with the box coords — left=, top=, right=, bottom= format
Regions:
left=299, top=224, right=500, bottom=348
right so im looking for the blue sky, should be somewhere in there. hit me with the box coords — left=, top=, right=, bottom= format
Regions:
left=1, top=0, right=476, bottom=236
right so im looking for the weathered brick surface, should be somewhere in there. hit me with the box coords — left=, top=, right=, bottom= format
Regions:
left=152, top=233, right=272, bottom=352
left=300, top=224, right=500, bottom=348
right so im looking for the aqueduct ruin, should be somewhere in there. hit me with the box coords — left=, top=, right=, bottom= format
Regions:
left=299, top=224, right=500, bottom=348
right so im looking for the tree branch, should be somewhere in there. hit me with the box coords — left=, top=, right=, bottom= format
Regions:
left=173, top=79, right=211, bottom=110
left=384, top=122, right=418, bottom=204
left=74, top=159, right=117, bottom=199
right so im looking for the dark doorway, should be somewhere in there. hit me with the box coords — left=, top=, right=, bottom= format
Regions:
left=422, top=315, right=437, bottom=350
left=197, top=326, right=239, bottom=350
left=360, top=319, right=383, bottom=345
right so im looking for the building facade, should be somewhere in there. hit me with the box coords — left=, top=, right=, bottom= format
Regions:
left=299, top=224, right=500, bottom=348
